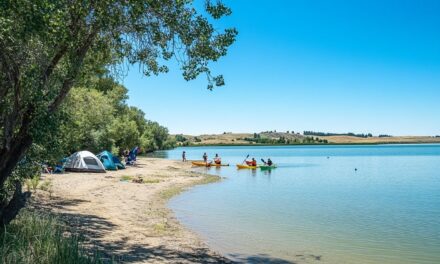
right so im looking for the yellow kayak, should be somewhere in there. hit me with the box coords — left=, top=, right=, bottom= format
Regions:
left=192, top=161, right=229, bottom=167
left=192, top=161, right=211, bottom=167
left=236, top=164, right=258, bottom=169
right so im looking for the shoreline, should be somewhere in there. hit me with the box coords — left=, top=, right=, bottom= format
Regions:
left=28, top=157, right=232, bottom=263
left=164, top=142, right=440, bottom=148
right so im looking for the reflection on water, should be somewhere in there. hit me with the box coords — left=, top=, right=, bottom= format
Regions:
left=163, top=145, right=440, bottom=264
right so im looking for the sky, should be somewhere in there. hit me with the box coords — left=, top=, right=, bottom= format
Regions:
left=123, top=0, right=440, bottom=136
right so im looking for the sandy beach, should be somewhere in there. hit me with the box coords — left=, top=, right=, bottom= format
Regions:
left=29, top=157, right=231, bottom=263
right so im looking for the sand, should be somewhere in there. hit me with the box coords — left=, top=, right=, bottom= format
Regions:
left=30, top=157, right=232, bottom=263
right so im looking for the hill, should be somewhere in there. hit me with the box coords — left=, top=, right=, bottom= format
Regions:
left=172, top=132, right=440, bottom=146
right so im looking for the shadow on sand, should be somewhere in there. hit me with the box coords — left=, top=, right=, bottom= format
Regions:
left=30, top=196, right=318, bottom=263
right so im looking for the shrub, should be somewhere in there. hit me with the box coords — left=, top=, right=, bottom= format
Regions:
left=0, top=210, right=104, bottom=264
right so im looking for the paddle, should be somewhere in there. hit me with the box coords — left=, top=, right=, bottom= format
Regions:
left=261, top=158, right=266, bottom=165
left=242, top=154, right=250, bottom=164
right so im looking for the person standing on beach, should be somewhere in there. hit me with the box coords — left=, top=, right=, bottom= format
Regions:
left=182, top=151, right=187, bottom=162
left=203, top=152, right=208, bottom=163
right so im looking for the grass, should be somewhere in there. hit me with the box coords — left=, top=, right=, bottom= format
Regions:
left=39, top=179, right=53, bottom=192
left=142, top=179, right=161, bottom=184
left=160, top=186, right=183, bottom=200
left=0, top=210, right=104, bottom=264
left=152, top=222, right=168, bottom=234
left=194, top=174, right=219, bottom=185
left=120, top=175, right=133, bottom=181
left=120, top=175, right=160, bottom=184
left=25, top=175, right=40, bottom=192
left=160, top=174, right=221, bottom=200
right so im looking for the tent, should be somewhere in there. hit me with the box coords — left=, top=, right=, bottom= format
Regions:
left=64, top=151, right=106, bottom=173
left=97, top=150, right=125, bottom=170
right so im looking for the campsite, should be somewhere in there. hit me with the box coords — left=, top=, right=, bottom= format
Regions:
left=2, top=1, right=440, bottom=264
left=60, top=148, right=137, bottom=173
left=31, top=157, right=226, bottom=263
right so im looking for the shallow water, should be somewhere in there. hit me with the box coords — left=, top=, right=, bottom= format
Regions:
left=156, top=145, right=440, bottom=263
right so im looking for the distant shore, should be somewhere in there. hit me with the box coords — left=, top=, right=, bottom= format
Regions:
left=30, top=158, right=232, bottom=263
left=172, top=132, right=440, bottom=147
left=170, top=141, right=440, bottom=147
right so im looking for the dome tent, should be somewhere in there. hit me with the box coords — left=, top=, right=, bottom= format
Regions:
left=64, top=151, right=106, bottom=173
left=97, top=150, right=125, bottom=170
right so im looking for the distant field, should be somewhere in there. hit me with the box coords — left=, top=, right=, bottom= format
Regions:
left=173, top=132, right=440, bottom=145
left=319, top=135, right=440, bottom=144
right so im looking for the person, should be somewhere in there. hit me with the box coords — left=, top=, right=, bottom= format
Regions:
left=251, top=158, right=257, bottom=166
left=123, top=149, right=130, bottom=164
left=203, top=152, right=208, bottom=163
left=267, top=158, right=273, bottom=166
left=182, top=151, right=187, bottom=162
left=214, top=153, right=221, bottom=165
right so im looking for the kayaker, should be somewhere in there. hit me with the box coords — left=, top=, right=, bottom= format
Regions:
left=182, top=151, right=186, bottom=162
left=267, top=158, right=273, bottom=166
left=251, top=158, right=257, bottom=166
left=214, top=153, right=221, bottom=165
left=203, top=152, right=208, bottom=163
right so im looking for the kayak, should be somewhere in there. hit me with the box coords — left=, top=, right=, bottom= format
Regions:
left=192, top=161, right=229, bottom=167
left=192, top=161, right=211, bottom=167
left=260, top=165, right=277, bottom=170
left=236, top=164, right=258, bottom=169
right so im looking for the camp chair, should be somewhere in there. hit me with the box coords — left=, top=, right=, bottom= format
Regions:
left=126, top=146, right=139, bottom=166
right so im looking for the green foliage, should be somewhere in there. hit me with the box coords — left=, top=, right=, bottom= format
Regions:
left=25, top=176, right=40, bottom=192
left=0, top=210, right=103, bottom=264
left=243, top=134, right=326, bottom=145
left=57, top=80, right=175, bottom=156
left=175, top=134, right=187, bottom=143
left=304, top=131, right=374, bottom=138
left=0, top=0, right=236, bottom=219
left=39, top=179, right=53, bottom=192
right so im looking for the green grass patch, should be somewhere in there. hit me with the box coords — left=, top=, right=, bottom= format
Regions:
left=160, top=186, right=184, bottom=200
left=142, top=179, right=161, bottom=184
left=120, top=175, right=133, bottom=181
left=194, top=174, right=220, bottom=185
left=39, top=179, right=53, bottom=192
left=25, top=175, right=40, bottom=192
left=160, top=174, right=221, bottom=200
left=152, top=222, right=167, bottom=234
left=0, top=210, right=104, bottom=264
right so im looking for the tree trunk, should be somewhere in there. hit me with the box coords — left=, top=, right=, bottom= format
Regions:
left=0, top=181, right=31, bottom=226
left=0, top=134, right=33, bottom=226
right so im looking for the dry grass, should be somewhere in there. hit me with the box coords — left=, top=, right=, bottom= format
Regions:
left=320, top=136, right=440, bottom=144
left=176, top=132, right=440, bottom=145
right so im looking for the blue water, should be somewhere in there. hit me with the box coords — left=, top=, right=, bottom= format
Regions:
left=157, top=145, right=440, bottom=263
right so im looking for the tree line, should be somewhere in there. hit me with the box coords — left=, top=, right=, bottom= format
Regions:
left=304, top=131, right=374, bottom=138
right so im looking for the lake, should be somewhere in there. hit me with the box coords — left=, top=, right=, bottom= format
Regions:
left=154, top=145, right=440, bottom=263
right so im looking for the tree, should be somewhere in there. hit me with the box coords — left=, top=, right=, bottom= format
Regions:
left=0, top=0, right=236, bottom=225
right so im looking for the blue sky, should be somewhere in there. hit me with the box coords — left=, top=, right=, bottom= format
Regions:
left=123, top=0, right=440, bottom=136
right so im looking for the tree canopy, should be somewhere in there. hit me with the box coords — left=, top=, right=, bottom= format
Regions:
left=0, top=0, right=236, bottom=225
